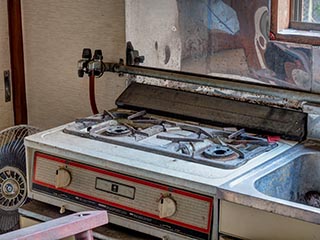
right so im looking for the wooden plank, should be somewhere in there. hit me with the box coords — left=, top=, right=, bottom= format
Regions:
left=1, top=210, right=108, bottom=240
left=19, top=200, right=159, bottom=240
left=271, top=0, right=291, bottom=34
left=7, top=0, right=28, bottom=124
left=0, top=0, right=14, bottom=129
left=271, top=0, right=320, bottom=45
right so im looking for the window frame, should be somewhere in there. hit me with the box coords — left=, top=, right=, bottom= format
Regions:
left=271, top=0, right=320, bottom=45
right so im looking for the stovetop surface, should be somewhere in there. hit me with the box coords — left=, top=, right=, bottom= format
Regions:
left=25, top=121, right=294, bottom=192
left=63, top=109, right=278, bottom=169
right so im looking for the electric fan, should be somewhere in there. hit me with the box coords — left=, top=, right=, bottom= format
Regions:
left=0, top=125, right=39, bottom=233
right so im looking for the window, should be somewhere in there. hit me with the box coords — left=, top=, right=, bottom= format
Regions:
left=291, top=0, right=320, bottom=30
left=271, top=0, right=320, bottom=44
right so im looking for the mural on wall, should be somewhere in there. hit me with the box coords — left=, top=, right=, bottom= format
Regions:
left=176, top=0, right=312, bottom=90
left=126, top=0, right=313, bottom=91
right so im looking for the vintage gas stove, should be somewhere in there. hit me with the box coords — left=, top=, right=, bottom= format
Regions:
left=25, top=80, right=303, bottom=240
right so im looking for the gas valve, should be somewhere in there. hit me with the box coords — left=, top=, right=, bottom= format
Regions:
left=77, top=48, right=105, bottom=77
left=77, top=48, right=92, bottom=77
left=88, top=49, right=105, bottom=77
left=158, top=194, right=177, bottom=219
left=55, top=167, right=72, bottom=189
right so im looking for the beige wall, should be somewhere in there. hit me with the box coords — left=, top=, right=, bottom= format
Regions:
left=126, top=0, right=181, bottom=70
left=22, top=0, right=126, bottom=129
left=0, top=0, right=14, bottom=129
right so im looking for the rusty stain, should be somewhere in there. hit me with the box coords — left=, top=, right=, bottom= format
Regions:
left=164, top=45, right=171, bottom=64
left=135, top=78, right=302, bottom=110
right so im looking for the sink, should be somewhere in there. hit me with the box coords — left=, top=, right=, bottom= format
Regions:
left=219, top=143, right=320, bottom=225
left=254, top=153, right=320, bottom=206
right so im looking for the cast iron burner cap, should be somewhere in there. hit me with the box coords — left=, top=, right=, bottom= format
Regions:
left=103, top=125, right=131, bottom=136
left=202, top=145, right=238, bottom=161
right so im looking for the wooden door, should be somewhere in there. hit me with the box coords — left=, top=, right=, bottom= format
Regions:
left=0, top=0, right=14, bottom=129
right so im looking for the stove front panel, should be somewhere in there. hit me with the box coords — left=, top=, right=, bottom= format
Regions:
left=31, top=152, right=213, bottom=240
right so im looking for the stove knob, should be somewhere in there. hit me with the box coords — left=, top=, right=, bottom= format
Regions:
left=55, top=168, right=72, bottom=188
left=158, top=196, right=177, bottom=219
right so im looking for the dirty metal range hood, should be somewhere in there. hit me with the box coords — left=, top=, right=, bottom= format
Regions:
left=116, top=82, right=307, bottom=141
left=120, top=0, right=320, bottom=142
left=78, top=35, right=320, bottom=142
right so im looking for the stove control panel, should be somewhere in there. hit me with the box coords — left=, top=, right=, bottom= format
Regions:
left=31, top=152, right=213, bottom=240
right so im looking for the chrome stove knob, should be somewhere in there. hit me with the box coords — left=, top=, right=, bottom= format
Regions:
left=158, top=195, right=177, bottom=219
left=55, top=167, right=72, bottom=189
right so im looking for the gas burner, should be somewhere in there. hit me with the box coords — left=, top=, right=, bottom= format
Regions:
left=64, top=109, right=278, bottom=168
left=103, top=125, right=132, bottom=136
left=202, top=145, right=239, bottom=161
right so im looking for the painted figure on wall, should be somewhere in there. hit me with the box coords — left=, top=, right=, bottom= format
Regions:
left=176, top=0, right=312, bottom=90
left=126, top=0, right=312, bottom=91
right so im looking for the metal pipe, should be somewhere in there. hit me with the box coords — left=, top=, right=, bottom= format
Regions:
left=107, top=64, right=320, bottom=107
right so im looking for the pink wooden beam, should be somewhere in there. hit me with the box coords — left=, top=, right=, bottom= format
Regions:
left=0, top=210, right=108, bottom=240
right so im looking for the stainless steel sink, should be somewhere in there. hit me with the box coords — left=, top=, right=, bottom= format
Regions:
left=255, top=153, right=320, bottom=206
left=219, top=141, right=320, bottom=224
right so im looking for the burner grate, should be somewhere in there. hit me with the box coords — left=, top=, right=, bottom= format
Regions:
left=103, top=125, right=132, bottom=136
left=63, top=110, right=278, bottom=169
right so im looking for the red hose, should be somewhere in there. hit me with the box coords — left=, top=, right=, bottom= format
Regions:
left=89, top=74, right=99, bottom=114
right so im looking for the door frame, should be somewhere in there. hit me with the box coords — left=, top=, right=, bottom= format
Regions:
left=7, top=0, right=27, bottom=125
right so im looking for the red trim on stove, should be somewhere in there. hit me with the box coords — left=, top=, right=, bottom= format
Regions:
left=33, top=152, right=213, bottom=234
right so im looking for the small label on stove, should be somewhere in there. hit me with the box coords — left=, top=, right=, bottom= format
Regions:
left=95, top=177, right=135, bottom=199
left=111, top=184, right=119, bottom=193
